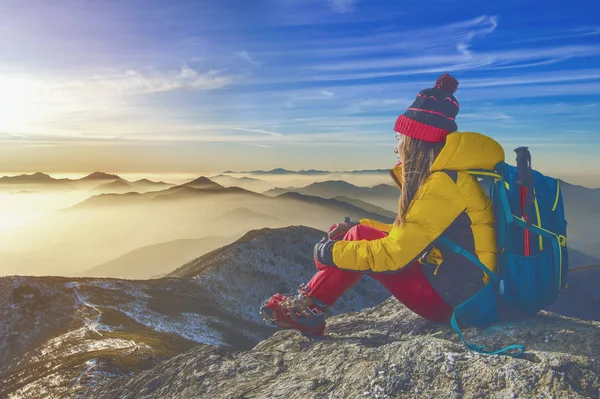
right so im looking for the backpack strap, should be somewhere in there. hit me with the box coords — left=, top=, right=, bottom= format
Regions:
left=437, top=235, right=526, bottom=357
left=449, top=311, right=525, bottom=357
left=465, top=167, right=513, bottom=229
left=437, top=236, right=499, bottom=283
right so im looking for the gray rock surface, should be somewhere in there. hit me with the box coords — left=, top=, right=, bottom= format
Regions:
left=80, top=298, right=600, bottom=399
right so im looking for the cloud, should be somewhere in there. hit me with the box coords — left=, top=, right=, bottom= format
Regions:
left=0, top=131, right=28, bottom=139
left=307, top=44, right=598, bottom=73
left=480, top=57, right=570, bottom=70
left=327, top=0, right=358, bottom=14
left=28, top=65, right=236, bottom=98
left=219, top=127, right=284, bottom=136
left=459, top=112, right=513, bottom=121
left=2, top=7, right=599, bottom=171
left=345, top=98, right=412, bottom=114
left=248, top=46, right=597, bottom=87
left=266, top=15, right=500, bottom=60
left=238, top=142, right=273, bottom=148
left=95, top=66, right=234, bottom=94
left=10, top=126, right=390, bottom=146
left=517, top=27, right=600, bottom=43
left=282, top=90, right=341, bottom=108
left=0, top=65, right=237, bottom=138
left=461, top=82, right=600, bottom=100
left=237, top=50, right=262, bottom=66
left=245, top=15, right=598, bottom=90
left=459, top=69, right=600, bottom=88
left=250, top=69, right=600, bottom=102
left=180, top=63, right=198, bottom=78
left=457, top=16, right=498, bottom=57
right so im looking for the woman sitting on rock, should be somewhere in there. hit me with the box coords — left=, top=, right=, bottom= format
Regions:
left=261, top=74, right=505, bottom=338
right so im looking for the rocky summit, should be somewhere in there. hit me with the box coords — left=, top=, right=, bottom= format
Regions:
left=2, top=226, right=600, bottom=398
left=81, top=297, right=600, bottom=399
left=0, top=226, right=390, bottom=399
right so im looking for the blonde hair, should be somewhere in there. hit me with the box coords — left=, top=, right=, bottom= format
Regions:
left=394, top=136, right=444, bottom=227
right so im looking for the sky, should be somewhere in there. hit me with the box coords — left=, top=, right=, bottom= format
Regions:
left=0, top=0, right=599, bottom=183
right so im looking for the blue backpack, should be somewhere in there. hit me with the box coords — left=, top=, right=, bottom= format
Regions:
left=437, top=147, right=569, bottom=356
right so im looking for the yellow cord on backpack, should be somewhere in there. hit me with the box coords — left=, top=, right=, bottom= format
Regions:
left=552, top=180, right=561, bottom=211
left=533, top=189, right=543, bottom=251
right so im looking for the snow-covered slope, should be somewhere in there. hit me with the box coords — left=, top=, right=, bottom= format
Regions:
left=0, top=226, right=390, bottom=398
left=0, top=278, right=207, bottom=398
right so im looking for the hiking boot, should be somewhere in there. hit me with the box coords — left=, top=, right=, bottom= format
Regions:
left=261, top=284, right=328, bottom=339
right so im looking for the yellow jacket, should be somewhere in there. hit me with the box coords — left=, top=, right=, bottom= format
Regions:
left=332, top=132, right=504, bottom=279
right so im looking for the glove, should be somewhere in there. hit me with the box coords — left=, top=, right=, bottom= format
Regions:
left=327, top=218, right=359, bottom=241
left=313, top=236, right=336, bottom=269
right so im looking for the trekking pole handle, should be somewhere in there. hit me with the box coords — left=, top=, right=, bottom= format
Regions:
left=514, top=147, right=532, bottom=187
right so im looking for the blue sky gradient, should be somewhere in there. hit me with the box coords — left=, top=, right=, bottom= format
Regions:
left=0, top=0, right=598, bottom=182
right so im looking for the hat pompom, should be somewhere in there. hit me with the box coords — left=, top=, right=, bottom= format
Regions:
left=434, top=73, right=459, bottom=94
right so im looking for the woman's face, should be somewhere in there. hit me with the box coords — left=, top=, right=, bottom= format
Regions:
left=394, top=133, right=405, bottom=162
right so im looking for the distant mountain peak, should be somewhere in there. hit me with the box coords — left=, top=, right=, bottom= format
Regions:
left=189, top=176, right=214, bottom=183
left=0, top=172, right=62, bottom=184
left=132, top=178, right=172, bottom=186
left=80, top=172, right=121, bottom=181
left=2, top=172, right=48, bottom=178
left=308, top=180, right=356, bottom=188
left=183, top=176, right=223, bottom=188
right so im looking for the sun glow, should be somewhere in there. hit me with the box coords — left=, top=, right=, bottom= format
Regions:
left=0, top=76, right=43, bottom=134
left=0, top=191, right=90, bottom=238
left=0, top=193, right=41, bottom=234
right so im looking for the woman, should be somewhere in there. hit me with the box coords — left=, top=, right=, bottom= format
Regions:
left=261, top=74, right=505, bottom=338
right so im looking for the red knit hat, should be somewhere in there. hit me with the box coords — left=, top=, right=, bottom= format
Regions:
left=394, top=73, right=460, bottom=143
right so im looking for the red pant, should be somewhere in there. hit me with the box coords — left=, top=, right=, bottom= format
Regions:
left=307, top=225, right=453, bottom=323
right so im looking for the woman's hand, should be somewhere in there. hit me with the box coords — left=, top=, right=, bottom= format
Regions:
left=327, top=220, right=359, bottom=240
left=313, top=237, right=336, bottom=269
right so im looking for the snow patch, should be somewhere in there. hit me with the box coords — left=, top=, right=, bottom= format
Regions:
left=30, top=327, right=137, bottom=363
left=73, top=286, right=110, bottom=336
left=113, top=302, right=224, bottom=345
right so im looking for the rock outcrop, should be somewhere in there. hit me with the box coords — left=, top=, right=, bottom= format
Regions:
left=81, top=297, right=600, bottom=399
left=3, top=227, right=600, bottom=398
left=0, top=226, right=390, bottom=398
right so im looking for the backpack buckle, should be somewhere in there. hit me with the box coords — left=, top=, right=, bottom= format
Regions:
left=558, top=235, right=567, bottom=247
